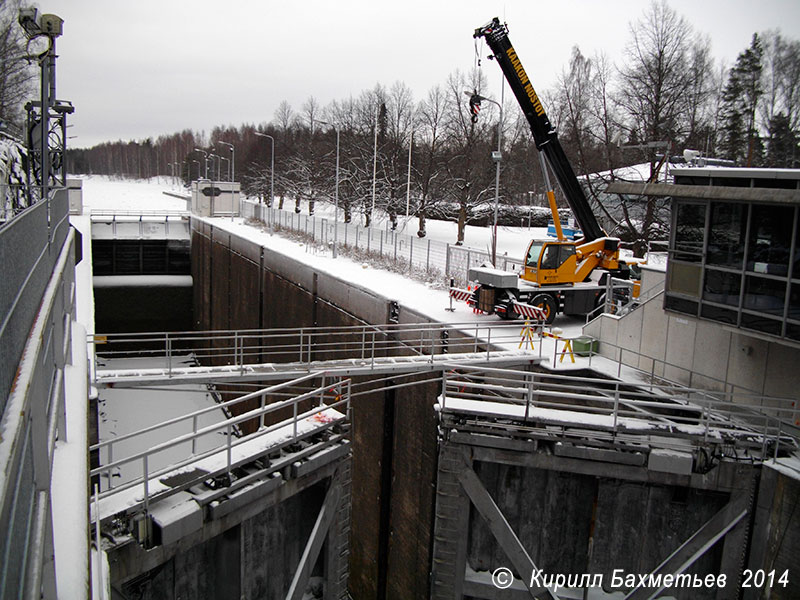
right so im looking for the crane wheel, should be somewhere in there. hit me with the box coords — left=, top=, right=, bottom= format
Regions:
left=531, top=293, right=557, bottom=325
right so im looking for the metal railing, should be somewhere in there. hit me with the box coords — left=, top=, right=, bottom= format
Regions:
left=90, top=321, right=546, bottom=380
left=90, top=371, right=350, bottom=514
left=440, top=365, right=796, bottom=456
left=555, top=333, right=799, bottom=424
left=90, top=209, right=189, bottom=217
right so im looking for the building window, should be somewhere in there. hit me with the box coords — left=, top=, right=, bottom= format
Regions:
left=674, top=202, right=706, bottom=262
left=668, top=262, right=702, bottom=297
left=741, top=312, right=783, bottom=336
left=789, top=283, right=800, bottom=322
left=794, top=210, right=800, bottom=278
left=707, top=202, right=746, bottom=268
left=746, top=205, right=793, bottom=276
left=703, top=269, right=741, bottom=306
left=743, top=275, right=786, bottom=315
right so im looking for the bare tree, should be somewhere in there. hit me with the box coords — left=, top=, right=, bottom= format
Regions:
left=415, top=84, right=446, bottom=237
left=0, top=0, right=36, bottom=132
left=617, top=0, right=693, bottom=175
left=441, top=68, right=493, bottom=245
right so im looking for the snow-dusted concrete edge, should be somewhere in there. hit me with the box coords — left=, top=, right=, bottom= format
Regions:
left=52, top=322, right=90, bottom=600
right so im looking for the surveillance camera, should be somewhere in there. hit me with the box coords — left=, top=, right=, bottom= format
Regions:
left=18, top=7, right=40, bottom=35
left=39, top=14, right=63, bottom=37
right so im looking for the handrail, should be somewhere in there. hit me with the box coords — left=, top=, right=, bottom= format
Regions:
left=561, top=335, right=798, bottom=419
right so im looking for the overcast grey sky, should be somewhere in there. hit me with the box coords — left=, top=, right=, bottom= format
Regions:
left=40, top=0, right=800, bottom=148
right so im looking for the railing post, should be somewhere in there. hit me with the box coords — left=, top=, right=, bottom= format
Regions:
left=361, top=327, right=367, bottom=359
left=293, top=401, right=298, bottom=441
left=524, top=372, right=533, bottom=421
left=441, top=369, right=448, bottom=409
left=299, top=328, right=305, bottom=363
left=143, top=455, right=150, bottom=515
left=191, top=415, right=198, bottom=455
left=226, top=423, right=232, bottom=473
left=106, top=443, right=114, bottom=491
left=166, top=332, right=171, bottom=375
left=612, top=384, right=620, bottom=432
left=427, top=239, right=431, bottom=272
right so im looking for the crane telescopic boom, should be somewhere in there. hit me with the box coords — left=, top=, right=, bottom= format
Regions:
left=474, top=17, right=605, bottom=242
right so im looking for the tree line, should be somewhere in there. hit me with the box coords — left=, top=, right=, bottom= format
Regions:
left=59, top=2, right=800, bottom=250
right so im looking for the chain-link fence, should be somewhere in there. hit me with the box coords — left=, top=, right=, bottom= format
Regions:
left=241, top=199, right=524, bottom=287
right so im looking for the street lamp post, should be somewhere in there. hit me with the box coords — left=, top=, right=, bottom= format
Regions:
left=209, top=153, right=221, bottom=181
left=528, top=190, right=534, bottom=229
left=254, top=132, right=275, bottom=207
left=217, top=141, right=235, bottom=182
left=317, top=121, right=340, bottom=258
left=466, top=91, right=503, bottom=266
left=371, top=105, right=378, bottom=221
left=406, top=131, right=413, bottom=218
left=219, top=155, right=230, bottom=181
left=194, top=148, right=208, bottom=179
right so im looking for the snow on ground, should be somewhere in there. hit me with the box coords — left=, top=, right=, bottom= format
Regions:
left=76, top=175, right=188, bottom=212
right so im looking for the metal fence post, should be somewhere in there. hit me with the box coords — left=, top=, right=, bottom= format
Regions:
left=426, top=239, right=431, bottom=272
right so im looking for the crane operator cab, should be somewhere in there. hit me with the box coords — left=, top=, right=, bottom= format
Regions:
left=523, top=239, right=580, bottom=286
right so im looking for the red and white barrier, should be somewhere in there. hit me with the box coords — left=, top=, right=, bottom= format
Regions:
left=512, top=301, right=547, bottom=321
left=449, top=287, right=474, bottom=303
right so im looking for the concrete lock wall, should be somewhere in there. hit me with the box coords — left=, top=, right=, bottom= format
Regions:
left=190, top=219, right=440, bottom=599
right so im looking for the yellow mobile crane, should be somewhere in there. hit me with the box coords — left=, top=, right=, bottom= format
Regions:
left=467, top=18, right=639, bottom=324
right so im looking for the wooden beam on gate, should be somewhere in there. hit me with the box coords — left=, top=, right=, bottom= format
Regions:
left=286, top=481, right=342, bottom=600
left=623, top=492, right=750, bottom=600
left=457, top=465, right=560, bottom=600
